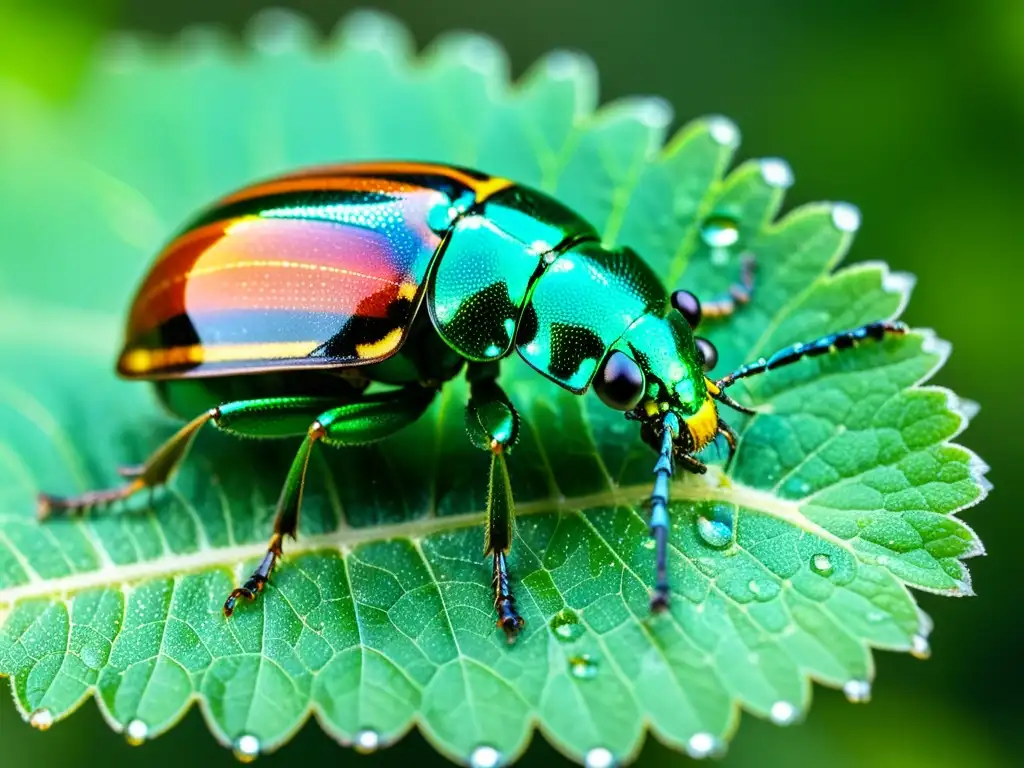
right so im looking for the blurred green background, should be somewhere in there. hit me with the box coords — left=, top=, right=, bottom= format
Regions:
left=1, top=0, right=1019, bottom=766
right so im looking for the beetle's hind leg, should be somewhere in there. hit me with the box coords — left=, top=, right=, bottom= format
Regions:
left=223, top=386, right=437, bottom=616
left=466, top=363, right=525, bottom=642
left=38, top=409, right=217, bottom=518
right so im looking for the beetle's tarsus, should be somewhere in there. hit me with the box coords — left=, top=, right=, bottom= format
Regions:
left=649, top=587, right=670, bottom=613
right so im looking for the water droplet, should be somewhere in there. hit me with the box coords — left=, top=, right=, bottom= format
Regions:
left=643, top=538, right=656, bottom=550
left=568, top=654, right=599, bottom=680
left=246, top=8, right=311, bottom=54
left=585, top=747, right=616, bottom=768
left=470, top=745, right=502, bottom=768
left=843, top=679, right=872, bottom=703
left=545, top=51, right=588, bottom=80
left=29, top=708, right=53, bottom=731
left=700, top=215, right=741, bottom=249
left=769, top=701, right=799, bottom=725
left=910, top=634, right=932, bottom=660
left=708, top=116, right=740, bottom=147
left=831, top=203, right=861, bottom=232
left=125, top=719, right=149, bottom=746
left=354, top=729, right=380, bottom=753
left=696, top=505, right=735, bottom=549
left=81, top=646, right=102, bottom=670
left=810, top=554, right=834, bottom=577
left=760, top=158, right=794, bottom=189
left=550, top=608, right=584, bottom=642
left=747, top=580, right=761, bottom=595
left=636, top=97, right=673, bottom=130
left=876, top=554, right=890, bottom=566
left=685, top=732, right=723, bottom=759
left=233, top=734, right=260, bottom=763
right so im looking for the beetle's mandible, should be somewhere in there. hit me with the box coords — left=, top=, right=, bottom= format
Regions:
left=39, top=162, right=905, bottom=641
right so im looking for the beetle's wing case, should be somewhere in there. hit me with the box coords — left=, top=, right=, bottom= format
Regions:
left=426, top=185, right=597, bottom=361
left=516, top=242, right=666, bottom=392
left=117, top=163, right=510, bottom=380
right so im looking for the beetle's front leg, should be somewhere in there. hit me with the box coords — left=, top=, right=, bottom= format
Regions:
left=647, top=413, right=708, bottom=612
left=465, top=363, right=524, bottom=642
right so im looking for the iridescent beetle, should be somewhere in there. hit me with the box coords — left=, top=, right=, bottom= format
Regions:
left=39, top=162, right=904, bottom=641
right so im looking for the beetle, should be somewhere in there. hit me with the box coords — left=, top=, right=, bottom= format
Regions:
left=38, top=161, right=905, bottom=641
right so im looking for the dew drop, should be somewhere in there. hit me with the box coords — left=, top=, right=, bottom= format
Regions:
left=549, top=608, right=584, bottom=642
left=843, top=679, right=872, bottom=703
left=125, top=718, right=149, bottom=746
left=910, top=633, right=932, bottom=660
left=685, top=732, right=722, bottom=759
left=545, top=50, right=587, bottom=80
left=233, top=734, right=260, bottom=763
left=81, top=646, right=102, bottom=670
left=810, top=554, right=834, bottom=577
left=769, top=701, right=798, bottom=725
left=643, top=538, right=656, bottom=550
left=700, top=215, right=741, bottom=249
left=246, top=8, right=311, bottom=54
left=831, top=203, right=861, bottom=233
left=585, top=746, right=616, bottom=768
left=696, top=504, right=735, bottom=549
left=636, top=97, right=674, bottom=130
left=29, top=708, right=54, bottom=731
left=354, top=729, right=380, bottom=753
left=568, top=654, right=599, bottom=680
left=760, top=158, right=794, bottom=189
left=747, top=580, right=761, bottom=595
left=876, top=555, right=890, bottom=566
left=708, top=116, right=740, bottom=147
left=340, top=10, right=394, bottom=51
left=470, top=745, right=502, bottom=768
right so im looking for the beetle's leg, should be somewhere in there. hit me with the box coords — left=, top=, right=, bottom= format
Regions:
left=716, top=320, right=908, bottom=389
left=701, top=253, right=756, bottom=320
left=224, top=386, right=436, bottom=616
left=717, top=419, right=740, bottom=471
left=648, top=412, right=702, bottom=612
left=37, top=396, right=341, bottom=519
left=465, top=363, right=524, bottom=643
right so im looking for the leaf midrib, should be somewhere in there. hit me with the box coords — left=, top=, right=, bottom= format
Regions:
left=0, top=471, right=853, bottom=607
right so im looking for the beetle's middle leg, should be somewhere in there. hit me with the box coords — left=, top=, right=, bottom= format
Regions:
left=224, top=386, right=437, bottom=616
left=465, top=362, right=525, bottom=642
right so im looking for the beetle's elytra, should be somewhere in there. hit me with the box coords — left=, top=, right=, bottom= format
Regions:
left=39, top=161, right=905, bottom=641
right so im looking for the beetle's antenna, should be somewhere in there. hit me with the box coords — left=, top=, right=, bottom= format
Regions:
left=716, top=320, right=907, bottom=389
left=647, top=412, right=679, bottom=612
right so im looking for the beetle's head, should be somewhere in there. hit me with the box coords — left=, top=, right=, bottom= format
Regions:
left=592, top=292, right=720, bottom=457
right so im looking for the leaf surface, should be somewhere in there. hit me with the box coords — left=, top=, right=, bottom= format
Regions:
left=0, top=10, right=988, bottom=765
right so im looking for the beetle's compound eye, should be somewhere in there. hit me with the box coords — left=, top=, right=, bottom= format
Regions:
left=695, top=337, right=718, bottom=372
left=594, top=351, right=646, bottom=411
left=671, top=290, right=702, bottom=328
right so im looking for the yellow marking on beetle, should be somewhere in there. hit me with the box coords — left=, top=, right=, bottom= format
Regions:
left=704, top=377, right=721, bottom=396
left=119, top=340, right=321, bottom=374
left=355, top=327, right=404, bottom=360
left=471, top=176, right=515, bottom=203
left=397, top=282, right=418, bottom=301
left=684, top=396, right=720, bottom=452
left=643, top=399, right=660, bottom=418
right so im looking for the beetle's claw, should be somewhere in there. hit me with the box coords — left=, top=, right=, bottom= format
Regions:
left=649, top=587, right=670, bottom=613
left=36, top=494, right=57, bottom=521
left=117, top=464, right=146, bottom=479
left=496, top=601, right=525, bottom=644
left=223, top=587, right=255, bottom=617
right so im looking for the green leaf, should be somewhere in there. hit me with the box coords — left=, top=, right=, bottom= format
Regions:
left=0, top=9, right=988, bottom=765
